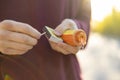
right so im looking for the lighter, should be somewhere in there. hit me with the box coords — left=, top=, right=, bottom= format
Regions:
left=42, top=26, right=87, bottom=47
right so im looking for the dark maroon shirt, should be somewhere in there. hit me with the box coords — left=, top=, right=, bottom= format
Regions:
left=0, top=0, right=91, bottom=80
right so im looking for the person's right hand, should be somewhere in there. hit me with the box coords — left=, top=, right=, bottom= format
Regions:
left=0, top=20, right=41, bottom=55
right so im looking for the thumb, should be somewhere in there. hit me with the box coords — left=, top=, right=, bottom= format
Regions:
left=54, top=24, right=69, bottom=36
left=54, top=30, right=62, bottom=36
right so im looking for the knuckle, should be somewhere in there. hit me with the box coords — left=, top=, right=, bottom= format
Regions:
left=72, top=48, right=78, bottom=54
left=22, top=35, right=37, bottom=45
left=0, top=30, right=12, bottom=40
left=0, top=30, right=7, bottom=39
left=0, top=20, right=15, bottom=30
left=32, top=39, right=38, bottom=45
left=1, top=20, right=14, bottom=27
left=28, top=46, right=33, bottom=50
left=23, top=24, right=40, bottom=39
left=23, top=23, right=31, bottom=33
left=2, top=20, right=12, bottom=23
left=22, top=36, right=30, bottom=43
left=24, top=23, right=31, bottom=28
left=1, top=48, right=9, bottom=54
left=63, top=19, right=73, bottom=24
left=18, top=50, right=28, bottom=55
left=23, top=46, right=33, bottom=50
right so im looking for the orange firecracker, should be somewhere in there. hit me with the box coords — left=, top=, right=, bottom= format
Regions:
left=61, top=29, right=87, bottom=46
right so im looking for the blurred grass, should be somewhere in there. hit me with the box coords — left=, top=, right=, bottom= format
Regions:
left=92, top=8, right=120, bottom=38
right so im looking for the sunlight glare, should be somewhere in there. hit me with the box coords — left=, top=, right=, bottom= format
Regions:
left=91, top=0, right=120, bottom=21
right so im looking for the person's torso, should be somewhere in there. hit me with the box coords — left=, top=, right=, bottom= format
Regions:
left=0, top=0, right=81, bottom=80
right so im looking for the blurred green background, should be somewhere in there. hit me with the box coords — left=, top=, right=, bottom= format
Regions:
left=93, top=8, right=120, bottom=38
left=77, top=0, right=120, bottom=80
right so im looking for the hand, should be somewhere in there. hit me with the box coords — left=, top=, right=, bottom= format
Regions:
left=48, top=19, right=80, bottom=55
left=49, top=40, right=80, bottom=55
left=54, top=19, right=78, bottom=36
left=0, top=20, right=41, bottom=55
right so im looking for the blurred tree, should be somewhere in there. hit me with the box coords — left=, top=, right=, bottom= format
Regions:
left=93, top=8, right=120, bottom=38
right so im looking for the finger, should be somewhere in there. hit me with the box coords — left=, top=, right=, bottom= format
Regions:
left=54, top=19, right=78, bottom=36
left=52, top=45, right=70, bottom=55
left=0, top=20, right=41, bottom=39
left=0, top=48, right=27, bottom=55
left=0, top=40, right=33, bottom=51
left=56, top=47, right=70, bottom=55
left=57, top=42, right=79, bottom=54
left=62, top=19, right=78, bottom=30
left=0, top=30, right=38, bottom=46
left=49, top=40, right=70, bottom=54
left=54, top=24, right=69, bottom=36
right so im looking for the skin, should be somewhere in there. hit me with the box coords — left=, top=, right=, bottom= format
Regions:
left=0, top=19, right=80, bottom=55
left=49, top=40, right=80, bottom=55
left=49, top=19, right=80, bottom=55
left=0, top=20, right=41, bottom=55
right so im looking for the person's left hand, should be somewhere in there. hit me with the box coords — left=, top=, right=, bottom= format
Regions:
left=48, top=19, right=80, bottom=55
left=49, top=40, right=80, bottom=55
